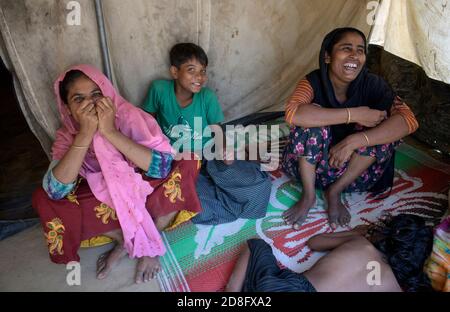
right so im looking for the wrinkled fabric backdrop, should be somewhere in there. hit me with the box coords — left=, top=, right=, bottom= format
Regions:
left=1, top=0, right=449, bottom=156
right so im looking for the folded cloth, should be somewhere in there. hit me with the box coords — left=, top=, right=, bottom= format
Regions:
left=192, top=160, right=271, bottom=225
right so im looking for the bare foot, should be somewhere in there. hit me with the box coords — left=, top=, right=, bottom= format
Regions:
left=96, top=243, right=127, bottom=280
left=324, top=188, right=351, bottom=229
left=135, top=256, right=161, bottom=283
left=282, top=193, right=316, bottom=230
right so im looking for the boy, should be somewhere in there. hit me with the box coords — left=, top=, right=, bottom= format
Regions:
left=142, top=43, right=272, bottom=225
left=142, top=43, right=224, bottom=156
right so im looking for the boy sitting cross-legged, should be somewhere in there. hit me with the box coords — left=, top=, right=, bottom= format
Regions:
left=142, top=43, right=272, bottom=225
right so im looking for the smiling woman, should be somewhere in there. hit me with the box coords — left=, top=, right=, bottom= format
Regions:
left=325, top=32, right=367, bottom=96
left=31, top=64, right=203, bottom=284
left=281, top=27, right=419, bottom=231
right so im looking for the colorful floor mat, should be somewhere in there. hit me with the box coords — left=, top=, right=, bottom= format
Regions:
left=157, top=144, right=450, bottom=292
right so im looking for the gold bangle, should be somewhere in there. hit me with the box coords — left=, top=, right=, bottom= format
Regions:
left=346, top=108, right=351, bottom=124
left=361, top=132, right=370, bottom=146
left=72, top=144, right=89, bottom=149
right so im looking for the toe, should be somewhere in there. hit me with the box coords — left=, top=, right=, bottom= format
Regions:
left=283, top=212, right=293, bottom=224
left=153, top=267, right=160, bottom=279
left=144, top=271, right=151, bottom=282
left=344, top=215, right=351, bottom=227
left=282, top=209, right=294, bottom=220
left=135, top=271, right=144, bottom=284
left=339, top=212, right=351, bottom=227
left=96, top=263, right=105, bottom=275
left=96, top=254, right=106, bottom=267
left=328, top=215, right=338, bottom=229
left=97, top=271, right=105, bottom=280
left=97, top=265, right=110, bottom=279
left=96, top=257, right=107, bottom=275
left=292, top=216, right=306, bottom=230
left=286, top=210, right=304, bottom=225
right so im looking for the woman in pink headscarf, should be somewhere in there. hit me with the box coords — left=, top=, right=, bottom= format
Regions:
left=32, top=65, right=202, bottom=283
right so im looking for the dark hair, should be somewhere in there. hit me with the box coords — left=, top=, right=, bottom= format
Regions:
left=169, top=43, right=208, bottom=68
left=59, top=70, right=88, bottom=104
left=371, top=214, right=434, bottom=292
left=323, top=27, right=367, bottom=57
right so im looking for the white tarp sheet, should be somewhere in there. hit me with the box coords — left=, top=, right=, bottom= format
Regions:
left=6, top=0, right=435, bottom=155
left=369, top=0, right=450, bottom=84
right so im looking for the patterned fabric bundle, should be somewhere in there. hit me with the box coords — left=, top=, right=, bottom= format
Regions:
left=192, top=160, right=271, bottom=225
left=425, top=214, right=450, bottom=292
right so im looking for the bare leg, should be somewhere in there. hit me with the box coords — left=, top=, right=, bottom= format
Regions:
left=225, top=243, right=251, bottom=292
left=155, top=211, right=178, bottom=231
left=96, top=210, right=177, bottom=282
left=283, top=157, right=317, bottom=230
left=133, top=211, right=178, bottom=283
left=96, top=229, right=127, bottom=280
left=135, top=256, right=161, bottom=283
left=325, top=153, right=375, bottom=229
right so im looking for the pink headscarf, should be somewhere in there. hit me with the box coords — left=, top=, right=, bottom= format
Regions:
left=52, top=64, right=173, bottom=258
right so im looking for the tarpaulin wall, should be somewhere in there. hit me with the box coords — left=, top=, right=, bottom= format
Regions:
left=0, top=0, right=372, bottom=155
left=369, top=0, right=450, bottom=84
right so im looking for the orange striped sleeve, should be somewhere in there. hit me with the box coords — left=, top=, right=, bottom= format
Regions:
left=390, top=96, right=419, bottom=134
left=285, top=78, right=314, bottom=125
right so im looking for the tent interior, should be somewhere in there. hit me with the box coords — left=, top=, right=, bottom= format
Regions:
left=0, top=0, right=449, bottom=292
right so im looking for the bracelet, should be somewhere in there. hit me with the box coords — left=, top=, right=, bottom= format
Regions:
left=346, top=108, right=351, bottom=124
left=71, top=144, right=89, bottom=149
left=361, top=132, right=370, bottom=146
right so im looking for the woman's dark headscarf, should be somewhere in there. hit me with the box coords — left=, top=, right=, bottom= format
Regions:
left=371, top=214, right=434, bottom=292
left=306, top=27, right=396, bottom=193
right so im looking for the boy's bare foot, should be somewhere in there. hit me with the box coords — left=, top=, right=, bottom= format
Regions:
left=96, top=243, right=127, bottom=280
left=282, top=194, right=316, bottom=230
left=324, top=188, right=351, bottom=229
left=135, top=256, right=161, bottom=283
